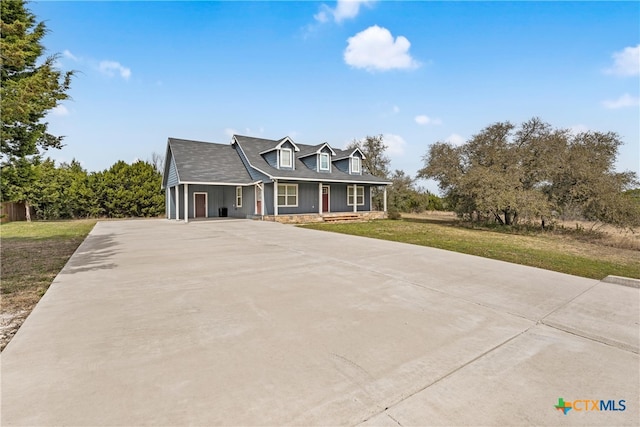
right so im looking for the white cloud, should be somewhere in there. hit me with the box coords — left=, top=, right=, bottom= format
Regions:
left=99, top=60, right=131, bottom=80
left=315, top=0, right=375, bottom=24
left=314, top=9, right=330, bottom=23
left=51, top=105, right=69, bottom=116
left=344, top=26, right=419, bottom=72
left=415, top=115, right=442, bottom=125
left=602, top=93, right=640, bottom=109
left=605, top=44, right=640, bottom=76
left=383, top=133, right=407, bottom=156
left=393, top=105, right=400, bottom=114
left=445, top=133, right=465, bottom=146
left=63, top=49, right=78, bottom=61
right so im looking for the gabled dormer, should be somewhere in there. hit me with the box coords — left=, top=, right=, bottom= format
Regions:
left=298, top=142, right=336, bottom=173
left=333, top=147, right=365, bottom=175
left=259, top=136, right=300, bottom=170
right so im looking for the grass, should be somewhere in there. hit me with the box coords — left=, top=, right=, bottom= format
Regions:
left=0, top=219, right=96, bottom=351
left=301, top=218, right=640, bottom=280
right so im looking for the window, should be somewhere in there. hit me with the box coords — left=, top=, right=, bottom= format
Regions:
left=236, top=186, right=242, bottom=207
left=319, top=153, right=330, bottom=171
left=277, top=184, right=298, bottom=207
left=280, top=148, right=292, bottom=168
left=351, top=156, right=361, bottom=174
left=347, top=186, right=365, bottom=206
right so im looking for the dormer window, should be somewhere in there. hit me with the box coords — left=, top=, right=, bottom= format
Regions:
left=351, top=157, right=361, bottom=174
left=319, top=153, right=330, bottom=171
left=280, top=148, right=292, bottom=168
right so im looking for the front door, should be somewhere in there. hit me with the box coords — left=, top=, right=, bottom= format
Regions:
left=322, top=186, right=330, bottom=212
left=195, top=193, right=206, bottom=218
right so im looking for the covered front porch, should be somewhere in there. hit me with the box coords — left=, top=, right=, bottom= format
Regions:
left=268, top=181, right=388, bottom=217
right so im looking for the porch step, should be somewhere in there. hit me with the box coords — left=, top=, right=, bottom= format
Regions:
left=323, top=214, right=361, bottom=223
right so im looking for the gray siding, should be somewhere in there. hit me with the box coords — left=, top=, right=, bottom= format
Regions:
left=229, top=185, right=256, bottom=218
left=166, top=155, right=179, bottom=188
left=263, top=151, right=277, bottom=168
left=264, top=183, right=274, bottom=215
left=167, top=184, right=259, bottom=219
left=301, top=155, right=317, bottom=171
left=261, top=182, right=374, bottom=216
left=329, top=184, right=371, bottom=212
left=168, top=185, right=185, bottom=219
left=333, top=159, right=349, bottom=173
left=276, top=181, right=319, bottom=215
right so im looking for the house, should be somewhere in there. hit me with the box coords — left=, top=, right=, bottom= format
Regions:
left=161, top=135, right=391, bottom=223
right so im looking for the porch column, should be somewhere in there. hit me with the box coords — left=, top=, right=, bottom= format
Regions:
left=175, top=185, right=180, bottom=220
left=183, top=183, right=189, bottom=223
left=383, top=186, right=387, bottom=212
left=353, top=183, right=357, bottom=212
left=260, top=183, right=265, bottom=216
left=318, top=182, right=322, bottom=215
left=273, top=180, right=278, bottom=216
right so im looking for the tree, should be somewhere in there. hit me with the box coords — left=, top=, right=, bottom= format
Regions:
left=386, top=169, right=444, bottom=213
left=347, top=135, right=390, bottom=210
left=149, top=152, right=164, bottom=174
left=419, top=118, right=638, bottom=227
left=347, top=134, right=390, bottom=178
left=1, top=0, right=73, bottom=219
left=100, top=160, right=165, bottom=218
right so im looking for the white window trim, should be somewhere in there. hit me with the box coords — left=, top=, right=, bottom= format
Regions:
left=280, top=148, right=293, bottom=168
left=236, top=186, right=242, bottom=208
left=319, top=153, right=330, bottom=171
left=277, top=183, right=298, bottom=207
left=347, top=185, right=365, bottom=206
left=193, top=192, right=208, bottom=218
left=351, top=156, right=361, bottom=174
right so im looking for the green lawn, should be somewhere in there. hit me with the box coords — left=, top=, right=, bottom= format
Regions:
left=302, top=219, right=640, bottom=280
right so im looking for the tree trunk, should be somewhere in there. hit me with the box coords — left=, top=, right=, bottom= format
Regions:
left=504, top=210, right=512, bottom=225
left=25, top=201, right=31, bottom=222
left=493, top=211, right=504, bottom=225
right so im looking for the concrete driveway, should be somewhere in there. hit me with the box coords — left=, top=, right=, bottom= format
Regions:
left=2, top=219, right=638, bottom=426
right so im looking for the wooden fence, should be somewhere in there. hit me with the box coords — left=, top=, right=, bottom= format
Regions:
left=0, top=202, right=33, bottom=223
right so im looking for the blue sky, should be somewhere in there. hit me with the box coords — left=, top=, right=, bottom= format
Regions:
left=35, top=0, right=639, bottom=193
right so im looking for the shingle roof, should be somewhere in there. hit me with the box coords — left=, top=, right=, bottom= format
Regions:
left=167, top=138, right=254, bottom=184
left=233, top=135, right=390, bottom=184
left=298, top=142, right=336, bottom=158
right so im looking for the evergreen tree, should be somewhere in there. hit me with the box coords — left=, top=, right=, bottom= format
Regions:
left=1, top=0, right=73, bottom=219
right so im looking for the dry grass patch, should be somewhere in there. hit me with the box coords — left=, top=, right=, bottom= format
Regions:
left=1, top=219, right=96, bottom=351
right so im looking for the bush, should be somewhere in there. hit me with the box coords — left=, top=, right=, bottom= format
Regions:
left=387, top=209, right=401, bottom=220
